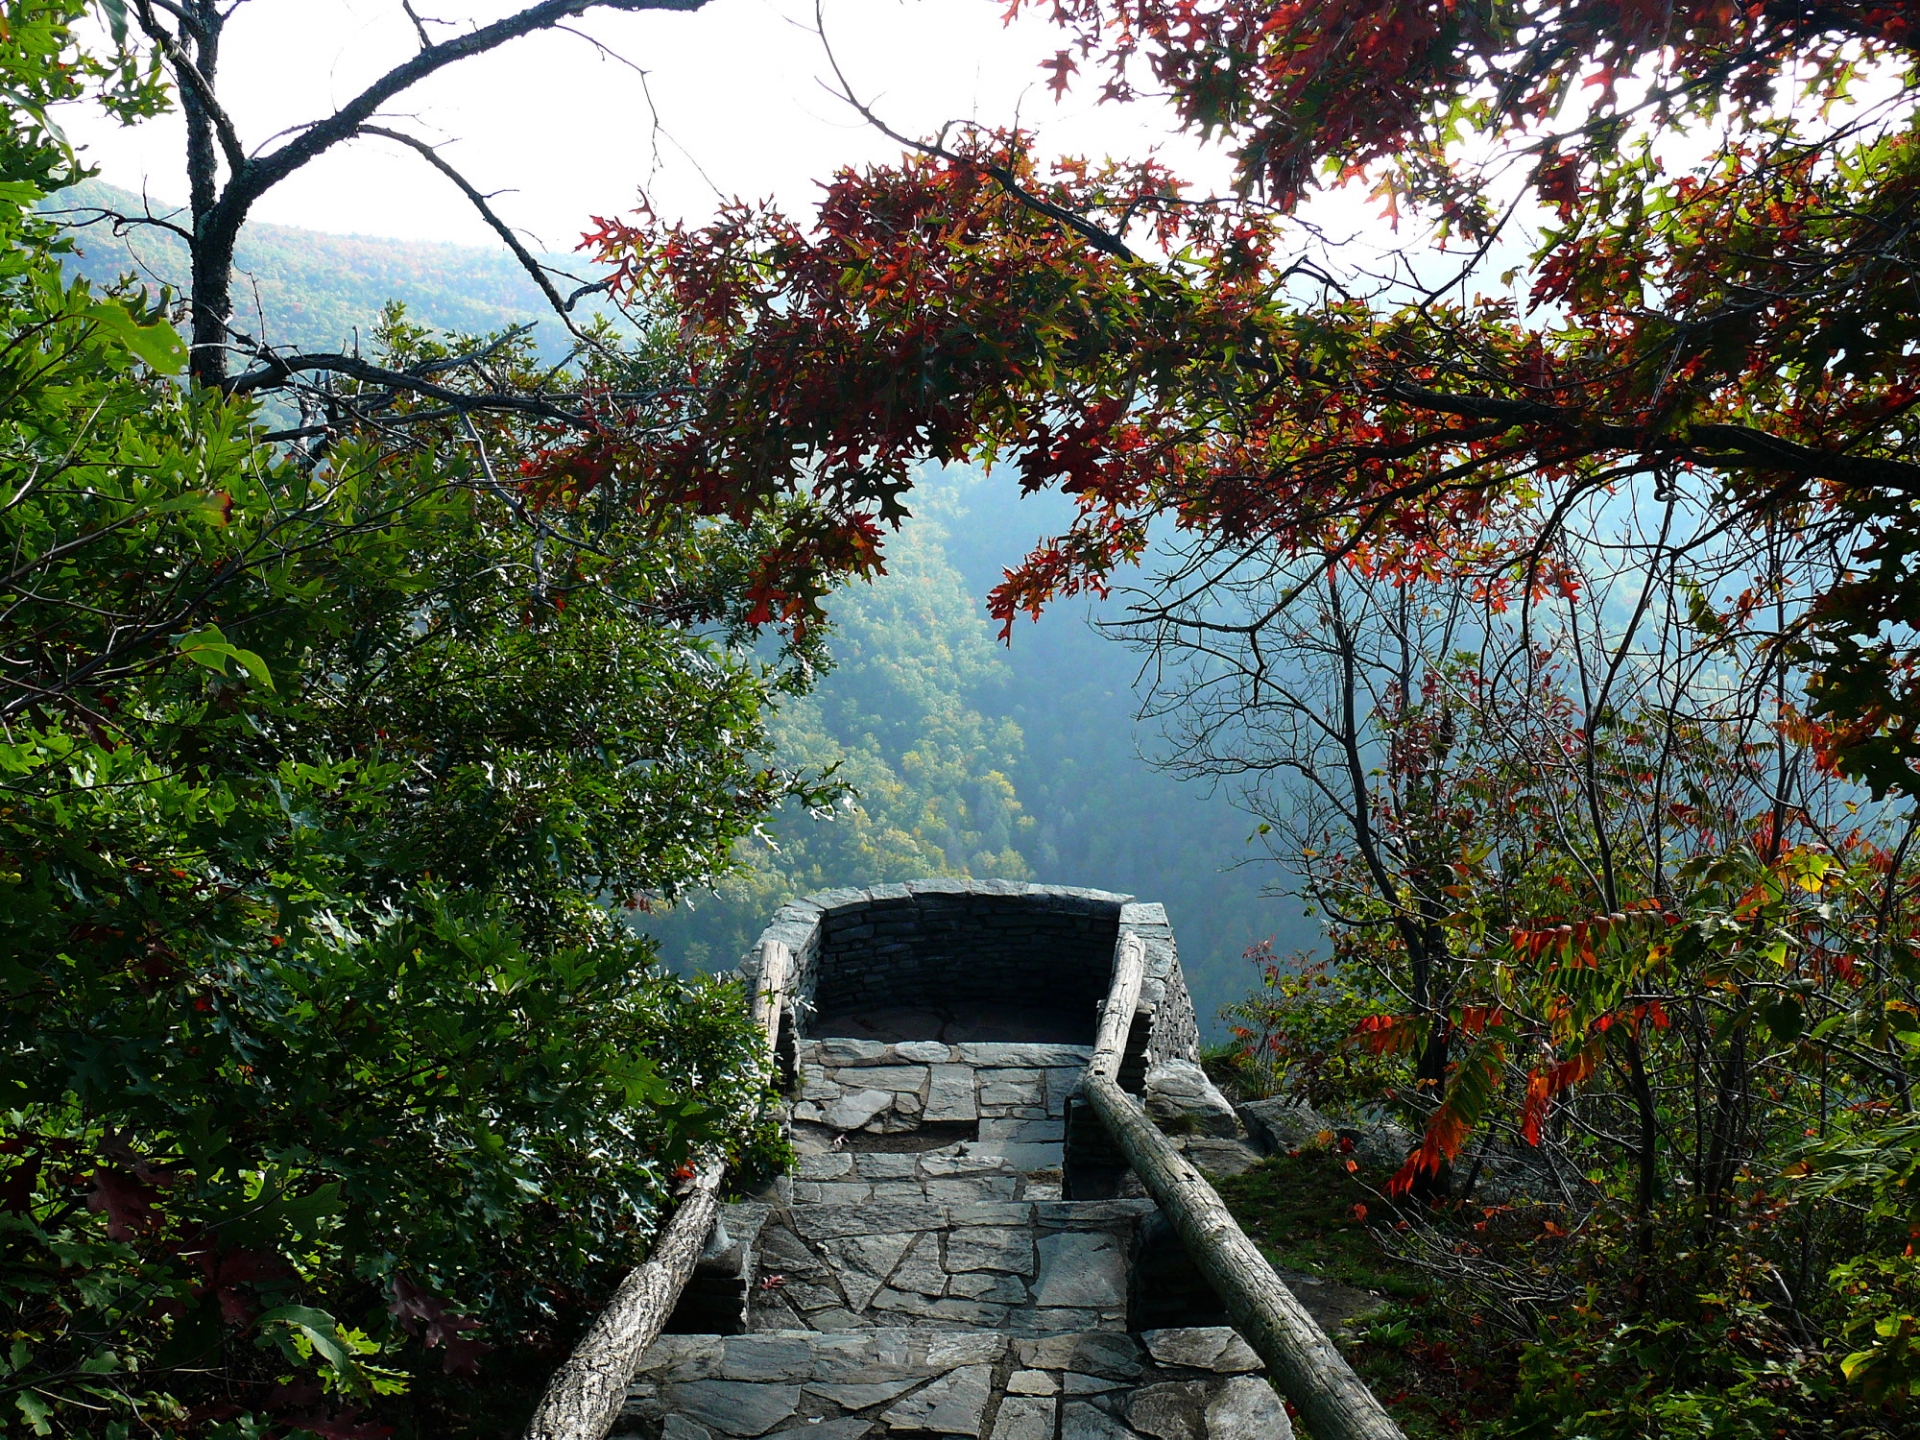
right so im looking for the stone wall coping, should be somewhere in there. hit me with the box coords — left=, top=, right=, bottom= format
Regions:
left=744, top=881, right=1142, bottom=980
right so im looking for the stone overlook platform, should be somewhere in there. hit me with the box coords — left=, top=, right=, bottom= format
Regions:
left=616, top=881, right=1293, bottom=1440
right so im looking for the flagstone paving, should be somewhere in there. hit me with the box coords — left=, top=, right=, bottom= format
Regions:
left=615, top=1031, right=1293, bottom=1439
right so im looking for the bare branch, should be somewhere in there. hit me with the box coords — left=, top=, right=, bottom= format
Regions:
left=231, top=1, right=713, bottom=212
left=224, top=350, right=584, bottom=424
left=356, top=125, right=601, bottom=341
left=131, top=1, right=248, bottom=179
left=811, top=0, right=1138, bottom=264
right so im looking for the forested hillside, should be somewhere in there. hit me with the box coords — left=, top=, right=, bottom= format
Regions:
left=646, top=469, right=1307, bottom=1023
left=44, top=181, right=1306, bottom=1025
left=46, top=179, right=576, bottom=355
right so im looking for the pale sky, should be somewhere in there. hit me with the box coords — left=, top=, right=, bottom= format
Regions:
left=58, top=0, right=1240, bottom=252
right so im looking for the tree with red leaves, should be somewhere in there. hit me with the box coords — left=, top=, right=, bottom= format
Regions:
left=574, top=0, right=1920, bottom=784
left=559, top=2, right=1920, bottom=1426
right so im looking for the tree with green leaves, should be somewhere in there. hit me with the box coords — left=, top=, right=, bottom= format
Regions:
left=1, top=6, right=840, bottom=1435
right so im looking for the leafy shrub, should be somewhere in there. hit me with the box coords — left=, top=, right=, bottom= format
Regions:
left=0, top=8, right=805, bottom=1433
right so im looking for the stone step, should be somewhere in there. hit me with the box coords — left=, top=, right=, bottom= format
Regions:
left=750, top=1197, right=1157, bottom=1335
left=794, top=1041, right=1090, bottom=1172
left=619, top=1326, right=1291, bottom=1440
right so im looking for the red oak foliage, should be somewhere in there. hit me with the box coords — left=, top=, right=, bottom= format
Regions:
left=1013, top=0, right=1920, bottom=203
left=550, top=1, right=1920, bottom=792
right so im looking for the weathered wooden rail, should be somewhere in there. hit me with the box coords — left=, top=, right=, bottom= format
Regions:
left=522, top=941, right=791, bottom=1440
left=1082, top=934, right=1408, bottom=1440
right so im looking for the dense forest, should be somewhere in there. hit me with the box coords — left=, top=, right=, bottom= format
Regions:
left=13, top=2, right=1920, bottom=1438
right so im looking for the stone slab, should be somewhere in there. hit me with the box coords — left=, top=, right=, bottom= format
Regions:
left=980, top=1118, right=1066, bottom=1144
left=989, top=1142, right=1065, bottom=1173
left=803, top=1378, right=923, bottom=1408
left=1059, top=1401, right=1137, bottom=1440
left=946, top=1201, right=1035, bottom=1227
left=989, top=1396, right=1057, bottom=1440
left=800, top=1152, right=855, bottom=1180
left=1205, top=1375, right=1291, bottom=1439
left=841, top=1065, right=929, bottom=1094
left=1178, top=1139, right=1263, bottom=1178
left=946, top=1271, right=1028, bottom=1303
left=879, top=1364, right=993, bottom=1436
left=1017, top=1333, right=1143, bottom=1381
left=924, top=1065, right=979, bottom=1122
left=867, top=1290, right=1010, bottom=1326
left=814, top=1039, right=890, bottom=1064
left=720, top=1335, right=821, bottom=1382
left=955, top=1043, right=1094, bottom=1068
left=923, top=1175, right=1020, bottom=1203
left=793, top=1182, right=876, bottom=1206
left=1032, top=1231, right=1128, bottom=1309
left=672, top=1381, right=799, bottom=1436
left=793, top=1203, right=946, bottom=1240
left=1138, top=1329, right=1262, bottom=1375
left=888, top=1232, right=948, bottom=1297
left=820, top=1233, right=915, bottom=1313
left=1125, top=1381, right=1210, bottom=1440
left=823, top=1088, right=894, bottom=1131
left=893, top=1041, right=954, bottom=1064
left=766, top=1421, right=872, bottom=1440
left=943, top=1226, right=1035, bottom=1276
left=977, top=1070, right=1045, bottom=1106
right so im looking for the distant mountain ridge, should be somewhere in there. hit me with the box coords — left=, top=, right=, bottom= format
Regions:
left=42, top=178, right=588, bottom=357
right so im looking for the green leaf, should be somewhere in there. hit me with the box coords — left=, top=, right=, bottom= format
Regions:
left=1760, top=996, right=1804, bottom=1043
left=258, top=1305, right=355, bottom=1372
left=15, top=1390, right=53, bottom=1436
left=176, top=625, right=275, bottom=689
left=86, top=299, right=186, bottom=375
left=98, top=0, right=130, bottom=44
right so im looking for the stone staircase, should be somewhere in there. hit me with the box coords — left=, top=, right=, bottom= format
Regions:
left=612, top=1037, right=1292, bottom=1440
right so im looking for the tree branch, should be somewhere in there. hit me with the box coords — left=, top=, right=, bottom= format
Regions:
left=357, top=125, right=598, bottom=338
left=224, top=350, right=583, bottom=424
left=1374, top=383, right=1920, bottom=495
left=228, top=0, right=712, bottom=213
left=812, top=2, right=1139, bottom=264
left=131, top=1, right=247, bottom=180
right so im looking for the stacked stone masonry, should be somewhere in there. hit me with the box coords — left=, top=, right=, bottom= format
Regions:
left=616, top=882, right=1285, bottom=1440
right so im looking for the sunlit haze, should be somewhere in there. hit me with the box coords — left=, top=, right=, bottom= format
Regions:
left=56, top=0, right=1238, bottom=250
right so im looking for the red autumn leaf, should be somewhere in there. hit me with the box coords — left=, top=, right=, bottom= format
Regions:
left=87, top=1166, right=162, bottom=1240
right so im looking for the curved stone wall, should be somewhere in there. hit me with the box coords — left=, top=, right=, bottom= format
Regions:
left=735, top=879, right=1200, bottom=1066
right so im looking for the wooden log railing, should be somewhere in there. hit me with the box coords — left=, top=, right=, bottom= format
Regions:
left=1083, top=934, right=1408, bottom=1440
left=523, top=940, right=792, bottom=1440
